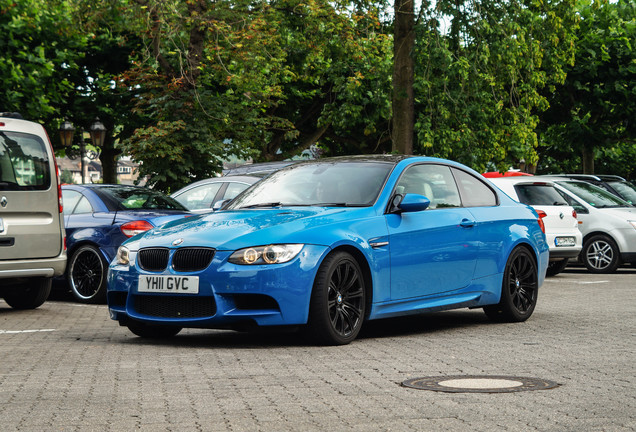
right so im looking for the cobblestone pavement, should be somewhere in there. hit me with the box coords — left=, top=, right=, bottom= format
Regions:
left=1, top=268, right=635, bottom=431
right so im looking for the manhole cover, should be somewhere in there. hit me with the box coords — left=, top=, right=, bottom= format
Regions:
left=401, top=375, right=560, bottom=393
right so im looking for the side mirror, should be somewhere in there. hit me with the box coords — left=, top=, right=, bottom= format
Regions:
left=212, top=198, right=231, bottom=212
left=397, top=193, right=430, bottom=213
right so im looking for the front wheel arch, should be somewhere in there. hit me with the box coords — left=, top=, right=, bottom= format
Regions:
left=328, top=245, right=373, bottom=318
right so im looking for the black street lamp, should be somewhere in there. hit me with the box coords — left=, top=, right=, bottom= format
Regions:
left=59, top=118, right=107, bottom=184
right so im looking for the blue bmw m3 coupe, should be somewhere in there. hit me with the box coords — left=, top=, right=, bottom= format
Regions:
left=107, top=155, right=549, bottom=345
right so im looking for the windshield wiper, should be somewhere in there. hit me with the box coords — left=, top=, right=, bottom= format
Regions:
left=310, top=202, right=349, bottom=207
left=240, top=202, right=283, bottom=209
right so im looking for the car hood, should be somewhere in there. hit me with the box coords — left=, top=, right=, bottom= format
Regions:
left=130, top=207, right=359, bottom=250
left=598, top=207, right=636, bottom=220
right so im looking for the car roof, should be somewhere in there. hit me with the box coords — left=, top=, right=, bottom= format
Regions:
left=548, top=173, right=628, bottom=182
left=62, top=183, right=147, bottom=190
left=222, top=155, right=417, bottom=176
left=487, top=177, right=557, bottom=186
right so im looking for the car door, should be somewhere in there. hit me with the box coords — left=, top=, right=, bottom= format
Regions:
left=386, top=163, right=479, bottom=300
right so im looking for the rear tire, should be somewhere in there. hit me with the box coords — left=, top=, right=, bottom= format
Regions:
left=126, top=321, right=182, bottom=338
left=546, top=258, right=569, bottom=277
left=2, top=278, right=52, bottom=309
left=484, top=247, right=538, bottom=322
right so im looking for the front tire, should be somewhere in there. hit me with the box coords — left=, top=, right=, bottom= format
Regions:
left=68, top=245, right=108, bottom=303
left=126, top=321, right=182, bottom=338
left=581, top=235, right=620, bottom=274
left=2, top=278, right=52, bottom=309
left=484, top=247, right=538, bottom=322
left=306, top=251, right=366, bottom=345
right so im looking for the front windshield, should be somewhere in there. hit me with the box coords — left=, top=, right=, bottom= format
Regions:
left=227, top=161, right=394, bottom=209
left=607, top=180, right=636, bottom=204
left=557, top=181, right=630, bottom=208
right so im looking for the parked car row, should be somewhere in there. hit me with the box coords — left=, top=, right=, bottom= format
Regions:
left=485, top=174, right=636, bottom=274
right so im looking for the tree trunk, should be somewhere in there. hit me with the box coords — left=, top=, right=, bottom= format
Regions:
left=582, top=145, right=595, bottom=174
left=392, top=0, right=415, bottom=155
left=100, top=139, right=118, bottom=184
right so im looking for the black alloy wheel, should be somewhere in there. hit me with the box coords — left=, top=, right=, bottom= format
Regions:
left=484, top=247, right=538, bottom=322
left=307, top=251, right=366, bottom=345
left=68, top=245, right=108, bottom=303
left=581, top=234, right=620, bottom=274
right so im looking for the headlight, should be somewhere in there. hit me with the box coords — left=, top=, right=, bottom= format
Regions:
left=629, top=221, right=636, bottom=230
left=116, top=246, right=130, bottom=265
left=228, top=244, right=303, bottom=265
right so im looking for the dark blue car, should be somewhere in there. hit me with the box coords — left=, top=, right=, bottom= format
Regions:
left=62, top=184, right=191, bottom=303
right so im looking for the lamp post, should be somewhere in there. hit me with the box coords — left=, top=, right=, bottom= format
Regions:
left=59, top=118, right=107, bottom=184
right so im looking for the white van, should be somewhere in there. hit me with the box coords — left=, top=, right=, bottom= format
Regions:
left=0, top=113, right=66, bottom=308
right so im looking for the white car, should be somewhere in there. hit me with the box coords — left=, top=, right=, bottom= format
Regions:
left=535, top=176, right=636, bottom=273
left=488, top=177, right=582, bottom=276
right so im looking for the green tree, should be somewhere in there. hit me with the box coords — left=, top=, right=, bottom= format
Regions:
left=412, top=0, right=578, bottom=174
left=0, top=0, right=85, bottom=122
left=120, top=0, right=393, bottom=191
left=538, top=0, right=636, bottom=177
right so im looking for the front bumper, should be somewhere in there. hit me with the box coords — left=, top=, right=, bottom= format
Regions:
left=107, top=244, right=329, bottom=328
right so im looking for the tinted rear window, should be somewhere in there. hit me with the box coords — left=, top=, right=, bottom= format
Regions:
left=0, top=131, right=51, bottom=190
left=514, top=184, right=568, bottom=206
left=93, top=186, right=187, bottom=211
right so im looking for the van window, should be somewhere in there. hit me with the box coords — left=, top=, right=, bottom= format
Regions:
left=0, top=131, right=51, bottom=190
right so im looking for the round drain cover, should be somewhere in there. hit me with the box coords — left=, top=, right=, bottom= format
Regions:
left=402, top=375, right=560, bottom=393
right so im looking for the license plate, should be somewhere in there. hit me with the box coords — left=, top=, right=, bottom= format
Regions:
left=138, top=275, right=199, bottom=294
left=555, top=236, right=576, bottom=247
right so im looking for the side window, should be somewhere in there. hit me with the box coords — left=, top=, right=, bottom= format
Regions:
left=62, top=190, right=82, bottom=216
left=395, top=164, right=461, bottom=209
left=452, top=168, right=497, bottom=207
left=557, top=190, right=588, bottom=214
left=74, top=196, right=94, bottom=214
left=175, top=183, right=223, bottom=210
left=223, top=182, right=250, bottom=201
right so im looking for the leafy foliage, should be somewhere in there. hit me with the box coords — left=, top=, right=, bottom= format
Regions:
left=538, top=0, right=636, bottom=177
left=413, top=0, right=578, bottom=174
left=0, top=0, right=84, bottom=121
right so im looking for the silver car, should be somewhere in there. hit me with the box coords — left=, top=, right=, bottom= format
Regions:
left=536, top=176, right=636, bottom=273
left=171, top=175, right=261, bottom=214
left=0, top=113, right=66, bottom=308
left=488, top=177, right=582, bottom=276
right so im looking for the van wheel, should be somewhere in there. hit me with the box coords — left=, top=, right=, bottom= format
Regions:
left=2, top=278, right=52, bottom=309
left=68, top=245, right=108, bottom=304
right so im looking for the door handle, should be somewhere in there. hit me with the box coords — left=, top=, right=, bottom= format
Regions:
left=460, top=218, right=475, bottom=228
